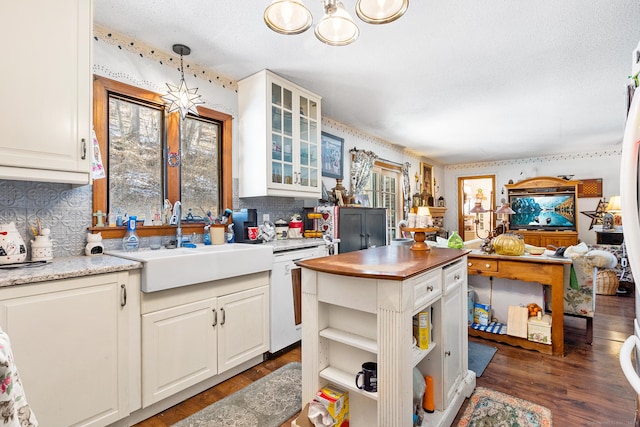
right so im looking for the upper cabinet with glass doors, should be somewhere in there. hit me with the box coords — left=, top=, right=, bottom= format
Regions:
left=238, top=70, right=322, bottom=198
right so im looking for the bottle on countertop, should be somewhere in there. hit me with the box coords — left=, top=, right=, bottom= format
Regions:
left=122, top=215, right=140, bottom=251
left=203, top=226, right=212, bottom=245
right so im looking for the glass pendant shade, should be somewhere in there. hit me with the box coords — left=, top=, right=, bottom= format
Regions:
left=162, top=44, right=204, bottom=120
left=315, top=0, right=359, bottom=46
left=264, top=0, right=313, bottom=35
left=496, top=204, right=515, bottom=215
left=356, top=0, right=409, bottom=24
left=469, top=202, right=486, bottom=214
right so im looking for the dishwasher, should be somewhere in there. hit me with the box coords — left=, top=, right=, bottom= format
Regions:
left=270, top=244, right=327, bottom=354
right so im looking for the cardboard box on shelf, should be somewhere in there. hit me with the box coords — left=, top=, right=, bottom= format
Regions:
left=528, top=314, right=552, bottom=344
left=413, top=311, right=430, bottom=350
left=314, top=385, right=349, bottom=427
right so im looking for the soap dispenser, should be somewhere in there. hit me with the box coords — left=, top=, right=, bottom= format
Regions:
left=122, top=215, right=140, bottom=251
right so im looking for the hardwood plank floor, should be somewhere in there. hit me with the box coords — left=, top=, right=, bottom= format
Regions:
left=134, top=293, right=636, bottom=427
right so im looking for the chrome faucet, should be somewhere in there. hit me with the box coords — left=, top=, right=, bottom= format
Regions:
left=172, top=201, right=182, bottom=247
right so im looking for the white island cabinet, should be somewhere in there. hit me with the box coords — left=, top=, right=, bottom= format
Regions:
left=0, top=0, right=92, bottom=184
left=298, top=246, right=475, bottom=427
left=0, top=270, right=140, bottom=427
left=238, top=69, right=322, bottom=198
left=140, top=272, right=270, bottom=407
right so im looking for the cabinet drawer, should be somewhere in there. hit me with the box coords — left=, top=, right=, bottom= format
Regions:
left=411, top=269, right=442, bottom=311
left=467, top=258, right=498, bottom=273
left=443, top=260, right=466, bottom=293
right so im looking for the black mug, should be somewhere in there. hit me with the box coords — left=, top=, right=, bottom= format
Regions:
left=355, top=362, right=377, bottom=392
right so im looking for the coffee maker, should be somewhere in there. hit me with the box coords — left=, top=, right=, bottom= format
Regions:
left=231, top=209, right=259, bottom=243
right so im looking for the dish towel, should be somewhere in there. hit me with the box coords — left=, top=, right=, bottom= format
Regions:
left=0, top=329, right=38, bottom=426
left=91, top=128, right=106, bottom=180
left=471, top=321, right=507, bottom=335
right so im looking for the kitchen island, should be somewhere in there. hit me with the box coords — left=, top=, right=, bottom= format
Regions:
left=297, top=246, right=475, bottom=427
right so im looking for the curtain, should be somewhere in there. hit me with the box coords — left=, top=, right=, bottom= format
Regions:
left=350, top=148, right=378, bottom=195
left=402, top=162, right=411, bottom=220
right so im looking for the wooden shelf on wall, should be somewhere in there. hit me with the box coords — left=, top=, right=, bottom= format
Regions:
left=428, top=207, right=447, bottom=218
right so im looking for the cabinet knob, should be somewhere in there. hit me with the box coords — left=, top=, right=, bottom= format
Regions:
left=468, top=262, right=472, bottom=267
left=445, top=350, right=451, bottom=356
left=427, top=285, right=434, bottom=292
left=485, top=264, right=491, bottom=268
left=454, top=274, right=460, bottom=281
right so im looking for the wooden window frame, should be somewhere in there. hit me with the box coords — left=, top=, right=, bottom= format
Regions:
left=91, top=75, right=232, bottom=238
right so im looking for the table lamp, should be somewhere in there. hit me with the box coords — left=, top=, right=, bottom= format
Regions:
left=495, top=198, right=516, bottom=233
left=605, top=195, right=622, bottom=229
left=470, top=201, right=488, bottom=238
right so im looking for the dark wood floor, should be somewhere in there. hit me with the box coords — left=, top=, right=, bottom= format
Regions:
left=134, top=293, right=636, bottom=427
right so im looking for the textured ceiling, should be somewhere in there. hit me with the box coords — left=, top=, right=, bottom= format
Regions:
left=94, top=1, right=640, bottom=165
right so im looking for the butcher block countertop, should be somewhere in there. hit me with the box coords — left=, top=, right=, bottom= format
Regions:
left=297, top=245, right=469, bottom=280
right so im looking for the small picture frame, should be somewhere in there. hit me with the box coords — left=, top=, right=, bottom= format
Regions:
left=420, top=162, right=433, bottom=196
left=354, top=194, right=370, bottom=207
left=321, top=132, right=344, bottom=179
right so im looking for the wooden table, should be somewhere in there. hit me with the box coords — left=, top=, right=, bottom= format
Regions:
left=467, top=251, right=571, bottom=356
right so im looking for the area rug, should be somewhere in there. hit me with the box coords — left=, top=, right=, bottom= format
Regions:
left=172, top=362, right=301, bottom=427
left=468, top=341, right=497, bottom=377
left=457, top=387, right=552, bottom=427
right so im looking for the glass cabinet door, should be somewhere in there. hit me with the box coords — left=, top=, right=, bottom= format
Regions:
left=271, top=83, right=294, bottom=186
left=299, top=95, right=319, bottom=190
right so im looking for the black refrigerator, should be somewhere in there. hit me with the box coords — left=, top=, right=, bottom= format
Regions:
left=337, top=207, right=387, bottom=253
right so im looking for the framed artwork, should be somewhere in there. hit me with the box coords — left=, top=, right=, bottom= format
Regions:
left=577, top=178, right=603, bottom=198
left=321, top=132, right=344, bottom=179
left=420, top=162, right=433, bottom=195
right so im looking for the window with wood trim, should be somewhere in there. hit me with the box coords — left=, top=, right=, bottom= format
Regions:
left=92, top=76, right=232, bottom=238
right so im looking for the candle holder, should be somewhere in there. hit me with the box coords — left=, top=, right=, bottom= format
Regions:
left=400, top=227, right=438, bottom=251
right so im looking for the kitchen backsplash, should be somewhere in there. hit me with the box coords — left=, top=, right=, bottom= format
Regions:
left=0, top=179, right=308, bottom=258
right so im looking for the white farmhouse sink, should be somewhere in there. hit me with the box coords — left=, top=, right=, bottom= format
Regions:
left=107, top=243, right=273, bottom=292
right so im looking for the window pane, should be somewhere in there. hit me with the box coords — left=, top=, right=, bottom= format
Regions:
left=108, top=95, right=162, bottom=218
left=181, top=116, right=220, bottom=217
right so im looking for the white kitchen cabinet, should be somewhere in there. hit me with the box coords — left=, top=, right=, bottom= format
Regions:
left=299, top=251, right=474, bottom=427
left=140, top=273, right=269, bottom=406
left=0, top=271, right=138, bottom=427
left=441, top=260, right=467, bottom=409
left=0, top=0, right=92, bottom=184
left=239, top=69, right=322, bottom=198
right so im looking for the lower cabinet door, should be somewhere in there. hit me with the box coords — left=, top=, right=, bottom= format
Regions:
left=217, top=286, right=269, bottom=373
left=0, top=273, right=130, bottom=427
left=442, top=279, right=464, bottom=407
left=142, top=298, right=218, bottom=407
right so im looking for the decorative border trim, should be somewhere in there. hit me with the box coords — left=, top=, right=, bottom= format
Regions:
left=444, top=149, right=621, bottom=171
left=93, top=25, right=238, bottom=91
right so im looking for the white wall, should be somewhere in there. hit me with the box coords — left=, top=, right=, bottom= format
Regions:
left=443, top=150, right=622, bottom=245
left=92, top=28, right=439, bottom=203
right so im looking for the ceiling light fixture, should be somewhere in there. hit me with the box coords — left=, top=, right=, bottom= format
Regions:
left=162, top=44, right=204, bottom=119
left=264, top=0, right=409, bottom=46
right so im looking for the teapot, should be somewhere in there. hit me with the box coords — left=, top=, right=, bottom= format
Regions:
left=0, top=222, right=27, bottom=264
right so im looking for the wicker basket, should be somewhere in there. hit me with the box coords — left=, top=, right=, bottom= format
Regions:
left=596, top=270, right=619, bottom=295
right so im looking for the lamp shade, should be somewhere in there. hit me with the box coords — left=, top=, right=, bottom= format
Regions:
left=264, top=0, right=313, bottom=35
left=355, top=0, right=409, bottom=24
left=496, top=203, right=515, bottom=215
left=469, top=202, right=486, bottom=214
left=315, top=1, right=359, bottom=46
left=417, top=206, right=431, bottom=217
left=606, top=195, right=621, bottom=212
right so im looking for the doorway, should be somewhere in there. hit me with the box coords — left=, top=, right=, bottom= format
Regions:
left=458, top=175, right=496, bottom=241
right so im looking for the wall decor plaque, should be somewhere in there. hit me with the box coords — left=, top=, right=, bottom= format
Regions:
left=577, top=178, right=602, bottom=198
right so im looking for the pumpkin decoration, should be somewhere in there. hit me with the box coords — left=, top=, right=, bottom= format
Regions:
left=527, top=303, right=543, bottom=318
left=492, top=233, right=525, bottom=256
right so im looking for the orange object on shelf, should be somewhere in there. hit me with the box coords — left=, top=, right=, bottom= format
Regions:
left=423, top=375, right=435, bottom=413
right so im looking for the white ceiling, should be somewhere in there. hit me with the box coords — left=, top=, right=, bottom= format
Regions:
left=94, top=1, right=640, bottom=165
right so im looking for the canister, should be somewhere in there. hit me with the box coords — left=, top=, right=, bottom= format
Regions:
left=210, top=224, right=225, bottom=245
left=275, top=218, right=289, bottom=240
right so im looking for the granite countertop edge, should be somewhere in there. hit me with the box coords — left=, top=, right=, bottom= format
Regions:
left=0, top=255, right=142, bottom=288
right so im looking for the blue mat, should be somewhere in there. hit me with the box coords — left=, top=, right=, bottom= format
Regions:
left=468, top=341, right=497, bottom=377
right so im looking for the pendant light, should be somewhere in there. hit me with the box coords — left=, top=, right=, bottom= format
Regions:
left=315, top=0, right=359, bottom=46
left=355, top=0, right=409, bottom=24
left=264, top=0, right=313, bottom=35
left=162, top=44, right=204, bottom=120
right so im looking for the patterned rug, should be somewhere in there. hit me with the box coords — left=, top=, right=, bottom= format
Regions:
left=457, top=387, right=552, bottom=427
left=172, top=362, right=301, bottom=427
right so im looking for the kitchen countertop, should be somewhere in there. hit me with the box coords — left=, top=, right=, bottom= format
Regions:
left=0, top=255, right=142, bottom=288
left=298, top=245, right=469, bottom=280
left=263, top=238, right=327, bottom=252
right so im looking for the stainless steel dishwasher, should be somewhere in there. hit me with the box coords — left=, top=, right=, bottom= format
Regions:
left=270, top=244, right=326, bottom=354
